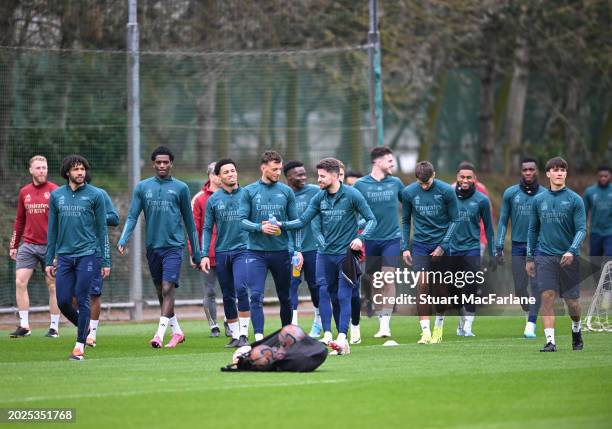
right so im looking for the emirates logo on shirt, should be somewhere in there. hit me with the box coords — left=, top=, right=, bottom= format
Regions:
left=44, top=192, right=50, bottom=200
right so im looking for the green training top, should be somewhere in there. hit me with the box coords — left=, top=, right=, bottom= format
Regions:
left=46, top=183, right=110, bottom=267
left=352, top=174, right=403, bottom=241
left=452, top=190, right=494, bottom=257
left=239, top=179, right=298, bottom=252
left=202, top=186, right=248, bottom=256
left=496, top=183, right=546, bottom=249
left=283, top=183, right=377, bottom=255
left=583, top=183, right=612, bottom=236
left=527, top=186, right=586, bottom=258
left=292, top=184, right=321, bottom=252
left=118, top=176, right=201, bottom=264
left=400, top=179, right=459, bottom=253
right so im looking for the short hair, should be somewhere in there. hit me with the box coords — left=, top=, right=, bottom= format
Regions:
left=316, top=157, right=341, bottom=174
left=521, top=157, right=538, bottom=166
left=597, top=165, right=611, bottom=173
left=545, top=157, right=568, bottom=172
left=260, top=150, right=282, bottom=165
left=370, top=146, right=393, bottom=163
left=337, top=160, right=346, bottom=171
left=60, top=155, right=90, bottom=180
left=214, top=158, right=237, bottom=176
left=207, top=162, right=216, bottom=176
left=283, top=160, right=304, bottom=176
left=151, top=145, right=174, bottom=162
left=456, top=161, right=475, bottom=173
left=415, top=161, right=435, bottom=182
left=345, top=170, right=363, bottom=179
left=29, top=155, right=47, bottom=166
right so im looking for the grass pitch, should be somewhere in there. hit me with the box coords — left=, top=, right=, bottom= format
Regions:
left=1, top=316, right=611, bottom=429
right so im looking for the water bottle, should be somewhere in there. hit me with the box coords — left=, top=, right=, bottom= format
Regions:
left=291, top=251, right=301, bottom=277
left=268, top=214, right=281, bottom=236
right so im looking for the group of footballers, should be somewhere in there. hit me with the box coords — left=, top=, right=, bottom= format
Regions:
left=8, top=146, right=611, bottom=359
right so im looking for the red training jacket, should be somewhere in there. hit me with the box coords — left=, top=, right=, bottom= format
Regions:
left=191, top=180, right=218, bottom=266
left=10, top=181, right=59, bottom=250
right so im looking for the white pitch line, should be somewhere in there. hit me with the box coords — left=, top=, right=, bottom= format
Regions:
left=1, top=379, right=344, bottom=404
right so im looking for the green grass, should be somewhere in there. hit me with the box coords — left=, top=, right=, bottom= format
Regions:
left=1, top=316, right=611, bottom=429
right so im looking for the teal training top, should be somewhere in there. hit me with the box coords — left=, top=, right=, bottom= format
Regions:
left=292, top=184, right=321, bottom=252
left=283, top=183, right=377, bottom=255
left=496, top=184, right=546, bottom=249
left=118, top=176, right=201, bottom=263
left=527, top=187, right=587, bottom=258
left=239, top=179, right=298, bottom=252
left=352, top=174, right=403, bottom=241
left=89, top=185, right=119, bottom=258
left=202, top=186, right=248, bottom=256
left=452, top=190, right=495, bottom=257
left=583, top=183, right=612, bottom=236
left=46, top=183, right=110, bottom=267
left=400, top=179, right=459, bottom=253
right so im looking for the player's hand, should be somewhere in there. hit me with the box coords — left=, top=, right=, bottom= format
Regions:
left=45, top=266, right=56, bottom=278
left=350, top=238, right=363, bottom=251
left=9, top=249, right=17, bottom=261
left=101, top=267, right=111, bottom=279
left=403, top=250, right=412, bottom=266
left=560, top=252, right=574, bottom=267
left=296, top=252, right=304, bottom=270
left=261, top=223, right=280, bottom=235
left=487, top=257, right=498, bottom=272
left=525, top=261, right=535, bottom=278
left=117, top=244, right=126, bottom=255
left=430, top=246, right=444, bottom=259
left=200, top=257, right=211, bottom=273
left=496, top=250, right=504, bottom=266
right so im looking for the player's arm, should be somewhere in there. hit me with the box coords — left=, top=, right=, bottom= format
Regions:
left=180, top=185, right=202, bottom=265
left=9, top=189, right=26, bottom=259
left=582, top=190, right=591, bottom=225
left=200, top=199, right=215, bottom=273
left=282, top=195, right=321, bottom=230
left=496, top=189, right=512, bottom=255
left=286, top=189, right=303, bottom=253
left=401, top=190, right=413, bottom=264
left=94, top=192, right=111, bottom=276
left=118, top=184, right=143, bottom=251
left=45, top=194, right=58, bottom=277
left=189, top=193, right=204, bottom=258
left=238, top=189, right=264, bottom=232
left=439, top=189, right=460, bottom=255
left=568, top=197, right=587, bottom=257
left=481, top=198, right=497, bottom=269
left=354, top=191, right=377, bottom=241
left=103, top=190, right=120, bottom=227
left=525, top=201, right=540, bottom=277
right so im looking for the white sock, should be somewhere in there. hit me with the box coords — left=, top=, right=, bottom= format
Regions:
left=75, top=342, right=85, bottom=353
left=19, top=311, right=29, bottom=329
left=254, top=333, right=264, bottom=341
left=314, top=308, right=321, bottom=325
left=544, top=328, right=555, bottom=344
left=50, top=314, right=60, bottom=330
left=292, top=310, right=298, bottom=325
left=156, top=316, right=170, bottom=340
left=572, top=320, right=581, bottom=333
left=88, top=320, right=99, bottom=339
left=435, top=315, right=445, bottom=329
left=420, top=319, right=430, bottom=332
left=169, top=316, right=183, bottom=335
left=526, top=321, right=536, bottom=333
left=337, top=333, right=347, bottom=344
left=379, top=314, right=390, bottom=331
left=239, top=317, right=250, bottom=337
left=463, top=315, right=475, bottom=333
left=210, top=322, right=219, bottom=329
left=228, top=321, right=239, bottom=340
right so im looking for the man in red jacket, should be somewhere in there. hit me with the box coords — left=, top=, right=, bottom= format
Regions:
left=191, top=162, right=223, bottom=337
left=9, top=155, right=60, bottom=338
